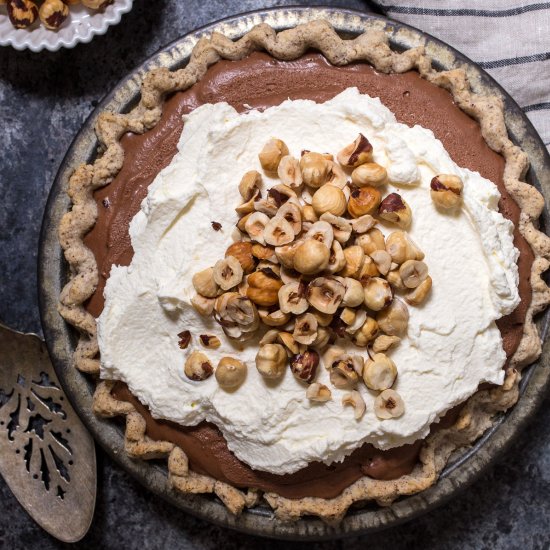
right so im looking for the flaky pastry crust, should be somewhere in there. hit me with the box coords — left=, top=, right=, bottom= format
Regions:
left=58, top=20, right=550, bottom=522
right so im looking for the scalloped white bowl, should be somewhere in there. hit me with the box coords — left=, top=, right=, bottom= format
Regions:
left=0, top=0, right=133, bottom=52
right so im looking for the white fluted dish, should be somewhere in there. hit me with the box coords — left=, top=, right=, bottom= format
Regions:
left=0, top=0, right=133, bottom=52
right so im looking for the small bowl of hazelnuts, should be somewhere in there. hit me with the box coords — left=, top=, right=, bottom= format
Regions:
left=0, top=0, right=133, bottom=52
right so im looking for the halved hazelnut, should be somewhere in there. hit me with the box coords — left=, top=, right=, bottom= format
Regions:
left=278, top=332, right=303, bottom=355
left=351, top=162, right=387, bottom=187
left=342, top=390, right=366, bottom=420
left=293, top=239, right=330, bottom=275
left=372, top=334, right=401, bottom=353
left=184, top=351, right=214, bottom=381
left=340, top=307, right=356, bottom=326
left=244, top=212, right=270, bottom=245
left=399, top=260, right=429, bottom=289
left=358, top=256, right=380, bottom=281
left=405, top=275, right=432, bottom=305
left=192, top=267, right=221, bottom=298
left=226, top=241, right=256, bottom=274
left=370, top=250, right=392, bottom=276
left=260, top=329, right=279, bottom=346
left=306, top=382, right=332, bottom=402
left=312, top=326, right=331, bottom=348
left=302, top=204, right=318, bottom=223
left=322, top=345, right=346, bottom=369
left=347, top=186, right=381, bottom=218
left=255, top=344, right=287, bottom=379
left=378, top=193, right=412, bottom=229
left=305, top=221, right=334, bottom=249
left=386, top=269, right=406, bottom=291
left=342, top=277, right=364, bottom=307
left=326, top=161, right=347, bottom=188
left=312, top=185, right=347, bottom=217
left=340, top=245, right=365, bottom=278
left=329, top=355, right=362, bottom=389
left=431, top=174, right=463, bottom=210
left=351, top=317, right=379, bottom=347
left=238, top=170, right=262, bottom=201
left=337, top=134, right=373, bottom=168
left=191, top=295, right=216, bottom=316
left=307, top=277, right=346, bottom=314
left=290, top=349, right=320, bottom=383
left=374, top=389, right=404, bottom=419
left=277, top=201, right=302, bottom=235
left=345, top=309, right=367, bottom=335
left=351, top=214, right=376, bottom=234
left=363, top=353, right=397, bottom=391
left=279, top=281, right=308, bottom=314
left=376, top=297, right=409, bottom=335
left=313, top=311, right=334, bottom=328
left=300, top=152, right=330, bottom=188
left=356, top=227, right=385, bottom=254
left=363, top=277, right=393, bottom=311
left=213, top=256, right=244, bottom=290
left=216, top=357, right=247, bottom=390
left=264, top=216, right=295, bottom=247
left=277, top=155, right=303, bottom=189
left=320, top=213, right=352, bottom=244
left=259, top=138, right=289, bottom=172
left=258, top=308, right=292, bottom=327
left=385, top=231, right=424, bottom=264
left=199, top=334, right=221, bottom=349
left=246, top=269, right=283, bottom=306
left=293, top=313, right=319, bottom=345
left=251, top=243, right=276, bottom=262
left=214, top=293, right=259, bottom=340
left=235, top=188, right=261, bottom=216
left=326, top=240, right=346, bottom=274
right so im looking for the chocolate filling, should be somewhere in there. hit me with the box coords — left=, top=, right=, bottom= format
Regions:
left=83, top=52, right=533, bottom=499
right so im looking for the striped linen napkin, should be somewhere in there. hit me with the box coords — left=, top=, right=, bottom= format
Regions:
left=371, top=0, right=550, bottom=151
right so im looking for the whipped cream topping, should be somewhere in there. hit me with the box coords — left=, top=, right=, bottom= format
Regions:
left=98, top=88, right=519, bottom=474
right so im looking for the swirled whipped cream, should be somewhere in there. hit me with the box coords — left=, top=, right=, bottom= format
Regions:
left=98, top=88, right=519, bottom=475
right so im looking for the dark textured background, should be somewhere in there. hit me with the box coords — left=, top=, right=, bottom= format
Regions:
left=0, top=1, right=549, bottom=548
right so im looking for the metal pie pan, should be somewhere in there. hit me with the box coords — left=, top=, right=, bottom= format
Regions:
left=38, top=6, right=550, bottom=540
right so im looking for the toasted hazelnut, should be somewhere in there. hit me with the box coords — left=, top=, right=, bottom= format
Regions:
left=306, top=382, right=332, bottom=402
left=351, top=317, right=379, bottom=347
left=246, top=269, right=283, bottom=307
left=340, top=245, right=365, bottom=278
left=374, top=389, right=405, bottom=419
left=244, top=212, right=270, bottom=245
left=378, top=193, right=412, bottom=229
left=191, top=295, right=216, bottom=316
left=264, top=216, right=295, bottom=247
left=363, top=277, right=393, bottom=311
left=300, top=152, right=330, bottom=188
left=405, top=275, right=432, bottom=305
left=358, top=256, right=380, bottom=281
left=370, top=250, right=392, bottom=276
left=214, top=293, right=259, bottom=340
left=313, top=311, right=334, bottom=327
left=326, top=240, right=346, bottom=274
left=236, top=188, right=261, bottom=217
left=385, top=231, right=424, bottom=264
left=39, top=0, right=69, bottom=29
left=293, top=239, right=330, bottom=275
left=356, top=228, right=385, bottom=254
left=274, top=238, right=303, bottom=270
left=376, top=297, right=409, bottom=336
left=329, top=356, right=362, bottom=389
left=302, top=204, right=318, bottom=223
left=277, top=201, right=302, bottom=235
left=386, top=269, right=406, bottom=291
left=277, top=155, right=303, bottom=189
left=293, top=313, right=319, bottom=345
left=251, top=243, right=276, bottom=262
left=216, top=357, right=247, bottom=390
left=345, top=309, right=368, bottom=336
left=337, top=134, right=373, bottom=168
left=184, top=351, right=214, bottom=381
left=312, top=185, right=347, bottom=217
left=258, top=308, right=291, bottom=327
left=236, top=212, right=252, bottom=232
left=213, top=257, right=244, bottom=290
left=259, top=138, right=289, bottom=172
left=290, top=350, right=320, bottom=383
left=279, top=281, right=308, bottom=315
left=399, top=260, right=429, bottom=289
left=342, top=277, right=364, bottom=307
left=351, top=162, right=387, bottom=187
left=305, top=221, right=334, bottom=250
left=326, top=161, right=347, bottom=188
left=320, top=213, right=352, bottom=244
left=339, top=307, right=355, bottom=326
left=431, top=174, right=463, bottom=210
left=347, top=186, right=381, bottom=218
left=192, top=267, right=221, bottom=298
left=322, top=345, right=346, bottom=369
left=372, top=335, right=401, bottom=353
left=255, top=344, right=287, bottom=379
left=238, top=170, right=262, bottom=201
left=7, top=0, right=38, bottom=28
left=351, top=214, right=376, bottom=235
left=199, top=334, right=221, bottom=349
left=307, top=277, right=346, bottom=314
left=363, top=353, right=397, bottom=391
left=277, top=332, right=303, bottom=355
left=225, top=241, right=256, bottom=274
left=342, top=390, right=366, bottom=420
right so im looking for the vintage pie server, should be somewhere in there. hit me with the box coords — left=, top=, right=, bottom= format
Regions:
left=0, top=323, right=96, bottom=542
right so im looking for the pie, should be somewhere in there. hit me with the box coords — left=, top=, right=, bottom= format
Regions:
left=58, top=20, right=550, bottom=523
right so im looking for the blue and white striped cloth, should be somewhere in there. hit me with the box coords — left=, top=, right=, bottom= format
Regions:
left=371, top=1, right=550, bottom=151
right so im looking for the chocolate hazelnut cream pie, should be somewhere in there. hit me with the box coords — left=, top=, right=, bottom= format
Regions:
left=58, top=21, right=550, bottom=523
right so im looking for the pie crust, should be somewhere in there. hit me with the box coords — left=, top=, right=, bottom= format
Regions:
left=58, top=20, right=550, bottom=523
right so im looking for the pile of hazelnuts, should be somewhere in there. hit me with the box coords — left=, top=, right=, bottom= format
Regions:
left=185, top=134, right=463, bottom=420
left=4, top=0, right=112, bottom=31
